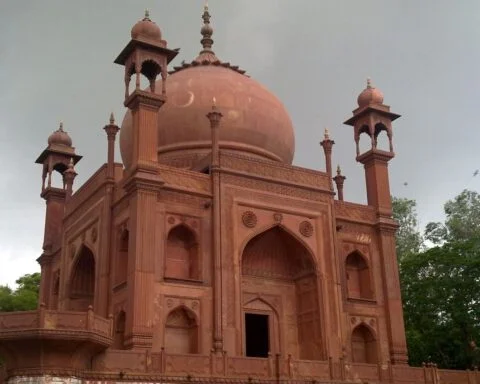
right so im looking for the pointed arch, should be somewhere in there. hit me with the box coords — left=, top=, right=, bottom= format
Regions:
left=115, top=228, right=129, bottom=286
left=165, top=224, right=199, bottom=280
left=345, top=251, right=373, bottom=300
left=164, top=306, right=199, bottom=354
left=69, top=244, right=95, bottom=311
left=351, top=324, right=378, bottom=364
left=241, top=225, right=322, bottom=360
left=239, top=223, right=316, bottom=271
left=242, top=226, right=315, bottom=279
left=374, top=122, right=393, bottom=152
left=113, top=311, right=127, bottom=350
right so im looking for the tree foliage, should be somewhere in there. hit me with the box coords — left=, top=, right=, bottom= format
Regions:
left=425, top=190, right=480, bottom=244
left=392, top=196, right=423, bottom=260
left=393, top=189, right=480, bottom=369
left=0, top=273, right=40, bottom=312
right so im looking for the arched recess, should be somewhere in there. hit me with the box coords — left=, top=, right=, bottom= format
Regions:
left=115, top=229, right=129, bottom=286
left=374, top=123, right=392, bottom=152
left=241, top=225, right=322, bottom=360
left=345, top=251, right=373, bottom=300
left=69, top=244, right=95, bottom=311
left=113, top=311, right=127, bottom=350
left=351, top=324, right=378, bottom=364
left=165, top=224, right=200, bottom=280
left=164, top=306, right=199, bottom=354
left=357, top=125, right=372, bottom=155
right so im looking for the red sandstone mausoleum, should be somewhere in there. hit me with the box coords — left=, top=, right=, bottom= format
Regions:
left=0, top=6, right=475, bottom=384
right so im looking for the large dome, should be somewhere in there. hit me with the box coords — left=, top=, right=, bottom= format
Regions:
left=120, top=5, right=294, bottom=169
left=120, top=65, right=295, bottom=168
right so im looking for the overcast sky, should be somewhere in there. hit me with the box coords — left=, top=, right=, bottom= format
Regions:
left=0, top=1, right=479, bottom=287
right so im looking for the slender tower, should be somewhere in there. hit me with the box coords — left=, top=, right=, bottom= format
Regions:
left=344, top=79, right=408, bottom=364
left=114, top=10, right=178, bottom=348
left=35, top=122, right=81, bottom=308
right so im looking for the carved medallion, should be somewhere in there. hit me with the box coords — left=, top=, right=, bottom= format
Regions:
left=299, top=220, right=314, bottom=237
left=166, top=298, right=174, bottom=308
left=273, top=213, right=283, bottom=223
left=91, top=227, right=98, bottom=243
left=242, top=211, right=257, bottom=228
left=167, top=216, right=175, bottom=225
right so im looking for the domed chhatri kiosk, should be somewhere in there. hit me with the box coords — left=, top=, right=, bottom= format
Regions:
left=0, top=5, right=465, bottom=384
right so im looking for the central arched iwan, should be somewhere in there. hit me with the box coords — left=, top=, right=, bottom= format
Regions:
left=241, top=226, right=322, bottom=360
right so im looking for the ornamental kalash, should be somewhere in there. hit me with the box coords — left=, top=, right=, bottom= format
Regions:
left=0, top=5, right=473, bottom=384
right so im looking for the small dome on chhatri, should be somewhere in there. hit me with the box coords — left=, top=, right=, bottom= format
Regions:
left=48, top=122, right=72, bottom=147
left=357, top=78, right=384, bottom=107
left=131, top=10, right=162, bottom=41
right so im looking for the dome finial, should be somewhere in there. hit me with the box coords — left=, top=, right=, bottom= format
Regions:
left=324, top=128, right=330, bottom=140
left=110, top=112, right=115, bottom=125
left=199, top=1, right=215, bottom=53
left=336, top=165, right=342, bottom=175
left=367, top=77, right=372, bottom=88
left=144, top=9, right=150, bottom=20
left=59, top=122, right=64, bottom=132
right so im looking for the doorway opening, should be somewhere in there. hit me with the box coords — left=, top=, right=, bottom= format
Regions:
left=245, top=313, right=269, bottom=358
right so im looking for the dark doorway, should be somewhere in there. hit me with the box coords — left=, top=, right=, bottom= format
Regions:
left=245, top=313, right=269, bottom=357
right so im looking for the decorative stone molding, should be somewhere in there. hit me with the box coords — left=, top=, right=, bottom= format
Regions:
left=91, top=227, right=98, bottom=243
left=299, top=220, right=314, bottom=237
left=273, top=212, right=283, bottom=223
left=241, top=211, right=257, bottom=228
left=8, top=376, right=82, bottom=384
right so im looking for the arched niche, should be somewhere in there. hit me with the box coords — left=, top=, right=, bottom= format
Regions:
left=345, top=251, right=373, bottom=300
left=113, top=311, right=127, bottom=350
left=351, top=324, right=378, bottom=364
left=374, top=122, right=392, bottom=152
left=115, top=228, right=129, bottom=286
left=69, top=244, right=95, bottom=311
left=241, top=226, right=323, bottom=360
left=164, top=306, right=199, bottom=354
left=165, top=224, right=199, bottom=281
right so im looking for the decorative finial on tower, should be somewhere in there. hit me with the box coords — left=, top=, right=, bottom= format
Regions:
left=324, top=128, right=330, bottom=140
left=367, top=77, right=372, bottom=88
left=195, top=1, right=218, bottom=61
left=110, top=112, right=115, bottom=125
left=333, top=164, right=346, bottom=201
left=212, top=97, right=217, bottom=109
left=144, top=9, right=150, bottom=20
left=59, top=122, right=64, bottom=132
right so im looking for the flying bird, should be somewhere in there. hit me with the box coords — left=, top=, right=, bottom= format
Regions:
left=473, top=170, right=479, bottom=177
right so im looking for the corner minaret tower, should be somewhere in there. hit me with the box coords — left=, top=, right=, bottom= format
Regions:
left=114, top=10, right=178, bottom=172
left=344, top=78, right=400, bottom=217
left=344, top=79, right=408, bottom=365
left=35, top=122, right=81, bottom=307
left=114, top=11, right=178, bottom=349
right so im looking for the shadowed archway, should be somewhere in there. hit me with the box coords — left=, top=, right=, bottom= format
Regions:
left=241, top=226, right=322, bottom=360
left=69, top=244, right=95, bottom=311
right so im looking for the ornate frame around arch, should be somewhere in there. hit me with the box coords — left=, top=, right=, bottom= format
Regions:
left=350, top=322, right=379, bottom=364
left=165, top=223, right=201, bottom=281
left=239, top=223, right=325, bottom=360
left=344, top=249, right=375, bottom=301
left=163, top=305, right=200, bottom=355
left=242, top=295, right=281, bottom=356
left=238, top=223, right=317, bottom=272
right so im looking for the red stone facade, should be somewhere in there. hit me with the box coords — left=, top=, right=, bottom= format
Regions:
left=0, top=7, right=476, bottom=384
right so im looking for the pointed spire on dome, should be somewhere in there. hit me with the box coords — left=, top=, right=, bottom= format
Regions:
left=110, top=112, right=115, bottom=125
left=367, top=77, right=372, bottom=88
left=144, top=9, right=150, bottom=20
left=195, top=1, right=219, bottom=63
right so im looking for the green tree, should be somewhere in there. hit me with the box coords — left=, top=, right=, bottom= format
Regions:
left=392, top=196, right=423, bottom=260
left=425, top=189, right=480, bottom=244
left=400, top=238, right=480, bottom=369
left=0, top=273, right=40, bottom=312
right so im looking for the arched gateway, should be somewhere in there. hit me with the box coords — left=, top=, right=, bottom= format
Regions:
left=241, top=226, right=323, bottom=360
